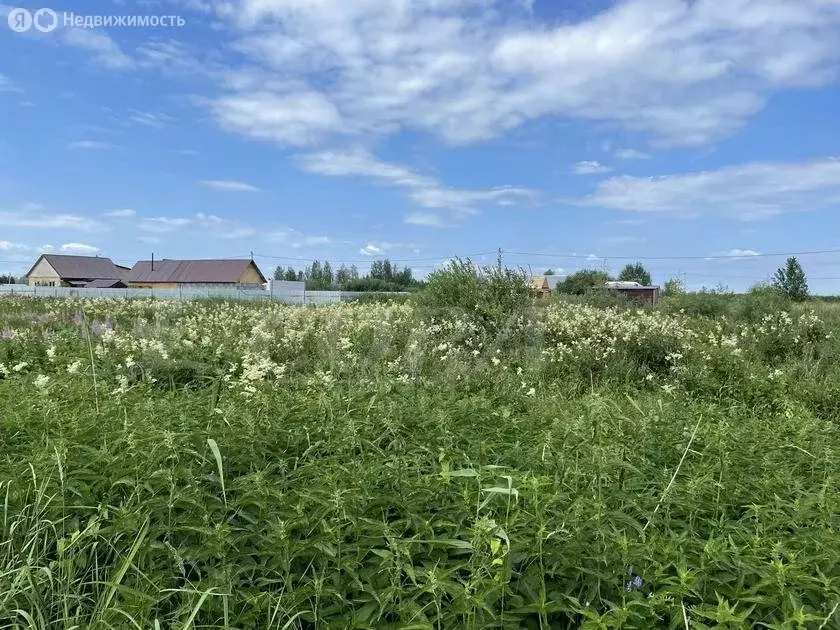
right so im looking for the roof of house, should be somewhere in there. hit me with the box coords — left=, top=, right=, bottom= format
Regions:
left=25, top=254, right=126, bottom=280
left=530, top=275, right=550, bottom=290
left=605, top=283, right=661, bottom=291
left=84, top=278, right=127, bottom=289
left=126, top=259, right=267, bottom=284
left=606, top=281, right=643, bottom=288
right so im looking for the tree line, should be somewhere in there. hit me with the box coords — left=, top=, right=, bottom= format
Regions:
left=553, top=262, right=653, bottom=295
left=273, top=259, right=424, bottom=292
left=552, top=257, right=811, bottom=301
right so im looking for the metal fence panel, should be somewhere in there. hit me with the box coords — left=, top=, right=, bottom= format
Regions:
left=0, top=285, right=407, bottom=304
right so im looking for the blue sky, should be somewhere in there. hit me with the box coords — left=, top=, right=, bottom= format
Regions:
left=2, top=0, right=840, bottom=291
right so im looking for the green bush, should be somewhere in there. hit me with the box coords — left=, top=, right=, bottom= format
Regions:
left=415, top=256, right=530, bottom=327
left=661, top=290, right=732, bottom=318
left=555, top=269, right=612, bottom=295
left=733, top=283, right=790, bottom=323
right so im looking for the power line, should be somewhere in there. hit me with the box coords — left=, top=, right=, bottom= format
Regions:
left=504, top=247, right=840, bottom=261
left=250, top=250, right=499, bottom=264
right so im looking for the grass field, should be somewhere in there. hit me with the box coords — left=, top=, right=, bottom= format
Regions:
left=2, top=294, right=840, bottom=628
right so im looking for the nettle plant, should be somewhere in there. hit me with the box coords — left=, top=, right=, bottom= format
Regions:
left=1, top=295, right=840, bottom=627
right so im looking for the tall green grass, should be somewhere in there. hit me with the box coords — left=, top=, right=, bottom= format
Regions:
left=1, top=296, right=840, bottom=627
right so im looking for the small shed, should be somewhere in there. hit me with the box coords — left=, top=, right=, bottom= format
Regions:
left=604, top=281, right=660, bottom=305
left=530, top=275, right=551, bottom=297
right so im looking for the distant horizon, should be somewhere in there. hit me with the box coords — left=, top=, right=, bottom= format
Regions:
left=5, top=249, right=835, bottom=296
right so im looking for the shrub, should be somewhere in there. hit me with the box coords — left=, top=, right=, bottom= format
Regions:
left=415, top=256, right=530, bottom=328
left=733, top=283, right=790, bottom=323
left=661, top=290, right=732, bottom=318
left=662, top=277, right=686, bottom=297
left=555, top=269, right=612, bottom=295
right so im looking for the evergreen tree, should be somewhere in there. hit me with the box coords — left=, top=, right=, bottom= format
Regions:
left=773, top=257, right=809, bottom=301
left=336, top=264, right=349, bottom=287
left=323, top=261, right=334, bottom=287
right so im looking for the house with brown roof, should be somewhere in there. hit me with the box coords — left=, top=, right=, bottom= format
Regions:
left=25, top=254, right=129, bottom=288
left=530, top=275, right=551, bottom=297
left=125, top=259, right=267, bottom=289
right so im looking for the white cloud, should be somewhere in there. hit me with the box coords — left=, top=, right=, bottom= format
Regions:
left=138, top=236, right=162, bottom=245
left=580, top=157, right=840, bottom=218
left=59, top=27, right=133, bottom=70
left=211, top=91, right=344, bottom=146
left=263, top=227, right=333, bottom=249
left=0, top=73, right=21, bottom=93
left=708, top=249, right=762, bottom=260
left=195, top=212, right=258, bottom=239
left=302, top=236, right=331, bottom=246
left=138, top=217, right=192, bottom=232
left=128, top=110, right=169, bottom=129
left=359, top=241, right=414, bottom=255
left=572, top=161, right=613, bottom=175
left=204, top=0, right=840, bottom=148
left=68, top=140, right=114, bottom=150
left=615, top=148, right=651, bottom=160
left=404, top=212, right=450, bottom=228
left=103, top=208, right=136, bottom=218
left=59, top=242, right=100, bottom=255
left=0, top=241, right=28, bottom=251
left=199, top=179, right=261, bottom=192
left=297, top=149, right=533, bottom=216
left=0, top=207, right=106, bottom=232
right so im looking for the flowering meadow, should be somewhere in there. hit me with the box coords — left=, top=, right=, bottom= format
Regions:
left=2, top=295, right=840, bottom=628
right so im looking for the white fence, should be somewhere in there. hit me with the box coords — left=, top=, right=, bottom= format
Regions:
left=0, top=284, right=408, bottom=305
